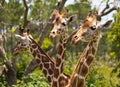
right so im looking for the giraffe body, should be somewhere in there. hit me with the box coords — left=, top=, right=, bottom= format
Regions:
left=69, top=11, right=111, bottom=87
left=13, top=33, right=54, bottom=84
left=68, top=30, right=100, bottom=87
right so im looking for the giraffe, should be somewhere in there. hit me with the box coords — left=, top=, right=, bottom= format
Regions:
left=49, top=9, right=76, bottom=87
left=66, top=11, right=112, bottom=87
left=13, top=28, right=55, bottom=85
left=13, top=27, right=69, bottom=86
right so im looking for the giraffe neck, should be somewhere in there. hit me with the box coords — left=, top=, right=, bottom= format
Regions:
left=67, top=31, right=100, bottom=87
left=28, top=38, right=54, bottom=85
left=52, top=33, right=70, bottom=87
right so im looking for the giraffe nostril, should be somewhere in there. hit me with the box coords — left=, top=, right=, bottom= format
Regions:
left=58, top=28, right=61, bottom=31
left=52, top=31, right=55, bottom=34
left=74, top=36, right=78, bottom=39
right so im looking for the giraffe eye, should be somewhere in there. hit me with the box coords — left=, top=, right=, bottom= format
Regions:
left=90, top=25, right=96, bottom=30
left=62, top=22, right=66, bottom=26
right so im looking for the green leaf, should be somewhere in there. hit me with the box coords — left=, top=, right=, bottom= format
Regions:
left=8, top=26, right=17, bottom=33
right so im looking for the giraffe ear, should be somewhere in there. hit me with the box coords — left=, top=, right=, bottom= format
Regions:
left=15, top=34, right=26, bottom=41
left=101, top=20, right=112, bottom=28
left=98, top=20, right=112, bottom=29
left=67, top=15, right=77, bottom=23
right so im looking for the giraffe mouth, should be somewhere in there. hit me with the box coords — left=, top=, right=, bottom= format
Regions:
left=49, top=31, right=57, bottom=38
left=49, top=34, right=56, bottom=38
left=71, top=35, right=81, bottom=45
left=71, top=38, right=80, bottom=45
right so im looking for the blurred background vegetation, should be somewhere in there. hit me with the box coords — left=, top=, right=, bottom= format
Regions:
left=0, top=0, right=120, bottom=87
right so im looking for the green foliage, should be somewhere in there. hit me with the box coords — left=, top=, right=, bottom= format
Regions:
left=111, top=63, right=120, bottom=87
left=0, top=0, right=24, bottom=28
left=108, top=10, right=120, bottom=60
left=12, top=69, right=49, bottom=87
left=41, top=38, right=53, bottom=51
left=67, top=2, right=91, bottom=20
left=29, top=0, right=57, bottom=21
left=8, top=26, right=17, bottom=33
left=86, top=63, right=119, bottom=87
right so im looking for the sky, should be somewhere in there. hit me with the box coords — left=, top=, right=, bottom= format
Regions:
left=65, top=0, right=119, bottom=22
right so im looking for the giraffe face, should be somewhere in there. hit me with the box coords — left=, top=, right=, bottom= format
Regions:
left=13, top=41, right=29, bottom=55
left=72, top=11, right=112, bottom=45
left=50, top=10, right=76, bottom=38
left=13, top=32, right=32, bottom=55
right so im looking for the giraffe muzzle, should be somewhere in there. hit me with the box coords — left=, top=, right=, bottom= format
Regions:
left=49, top=31, right=57, bottom=38
left=71, top=35, right=80, bottom=45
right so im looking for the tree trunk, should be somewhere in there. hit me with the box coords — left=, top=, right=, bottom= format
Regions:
left=0, top=34, right=17, bottom=86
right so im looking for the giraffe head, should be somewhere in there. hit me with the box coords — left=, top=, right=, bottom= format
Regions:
left=13, top=28, right=33, bottom=55
left=72, top=11, right=112, bottom=44
left=49, top=9, right=76, bottom=38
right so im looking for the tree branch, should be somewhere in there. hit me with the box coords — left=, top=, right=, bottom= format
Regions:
left=0, top=0, right=5, bottom=8
left=98, top=0, right=118, bottom=20
left=24, top=59, right=38, bottom=76
left=101, top=1, right=109, bottom=14
left=0, top=34, right=16, bottom=85
left=23, top=0, right=29, bottom=28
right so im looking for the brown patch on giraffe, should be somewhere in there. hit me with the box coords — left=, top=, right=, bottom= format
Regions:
left=54, top=68, right=59, bottom=78
left=79, top=60, right=84, bottom=66
left=92, top=47, right=96, bottom=55
left=39, top=63, right=43, bottom=69
left=48, top=68, right=53, bottom=75
left=32, top=51, right=36, bottom=57
left=44, top=63, right=49, bottom=69
left=80, top=63, right=89, bottom=77
left=47, top=76, right=51, bottom=83
left=36, top=50, right=40, bottom=54
left=30, top=48, right=32, bottom=52
left=58, top=45, right=63, bottom=55
left=50, top=63, right=54, bottom=69
left=32, top=44, right=37, bottom=48
left=76, top=78, right=85, bottom=87
left=56, top=58, right=61, bottom=66
left=21, top=43, right=26, bottom=46
left=36, top=58, right=40, bottom=64
left=59, top=76, right=68, bottom=87
left=52, top=81, right=57, bottom=87
left=70, top=77, right=77, bottom=87
left=37, top=54, right=41, bottom=58
left=60, top=63, right=63, bottom=73
left=86, top=55, right=94, bottom=66
left=71, top=76, right=85, bottom=87
left=43, top=69, right=47, bottom=76
left=42, top=56, right=49, bottom=62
